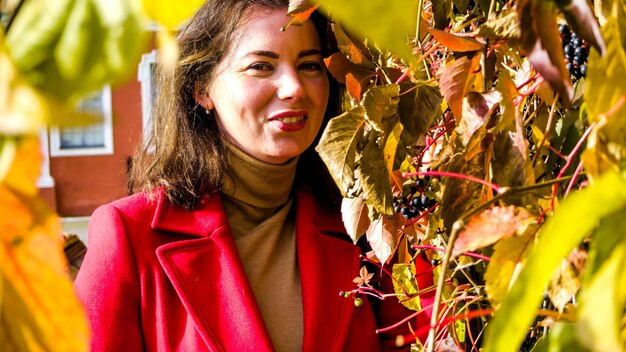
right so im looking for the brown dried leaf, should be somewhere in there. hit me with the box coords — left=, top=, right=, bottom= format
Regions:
left=353, top=266, right=375, bottom=286
left=453, top=206, right=535, bottom=257
left=518, top=0, right=573, bottom=105
left=428, top=28, right=484, bottom=52
left=547, top=247, right=587, bottom=313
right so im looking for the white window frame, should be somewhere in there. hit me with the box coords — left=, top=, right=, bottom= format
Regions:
left=138, top=49, right=158, bottom=144
left=50, top=85, right=114, bottom=157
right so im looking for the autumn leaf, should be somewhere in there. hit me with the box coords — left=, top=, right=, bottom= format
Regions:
left=2, top=136, right=42, bottom=197
left=0, top=187, right=88, bottom=351
left=547, top=248, right=586, bottom=313
left=397, top=81, right=442, bottom=145
left=341, top=196, right=371, bottom=242
left=392, top=262, right=422, bottom=311
left=359, top=136, right=394, bottom=216
left=455, top=91, right=491, bottom=148
left=332, top=22, right=374, bottom=66
left=366, top=214, right=396, bottom=264
left=492, top=129, right=536, bottom=207
left=353, top=266, right=375, bottom=286
left=427, top=28, right=484, bottom=52
left=316, top=107, right=366, bottom=196
left=475, top=9, right=521, bottom=40
left=453, top=206, right=534, bottom=257
left=324, top=52, right=373, bottom=102
left=485, top=229, right=535, bottom=309
left=439, top=55, right=482, bottom=121
left=517, top=0, right=573, bottom=105
left=282, top=2, right=319, bottom=31
left=362, top=84, right=399, bottom=132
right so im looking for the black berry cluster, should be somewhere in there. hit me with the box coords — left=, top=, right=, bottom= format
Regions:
left=560, top=24, right=588, bottom=81
left=393, top=178, right=437, bottom=220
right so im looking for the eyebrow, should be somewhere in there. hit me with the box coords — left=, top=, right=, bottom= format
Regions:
left=247, top=49, right=323, bottom=59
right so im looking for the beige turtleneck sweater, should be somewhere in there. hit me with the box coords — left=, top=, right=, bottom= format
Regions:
left=220, top=143, right=303, bottom=352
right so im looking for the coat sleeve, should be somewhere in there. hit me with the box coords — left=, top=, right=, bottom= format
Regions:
left=74, top=204, right=144, bottom=351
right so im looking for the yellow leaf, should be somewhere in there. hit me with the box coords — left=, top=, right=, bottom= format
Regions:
left=2, top=136, right=42, bottom=197
left=142, top=0, right=205, bottom=29
left=0, top=188, right=89, bottom=351
left=0, top=42, right=48, bottom=135
left=485, top=229, right=535, bottom=308
left=281, top=4, right=319, bottom=31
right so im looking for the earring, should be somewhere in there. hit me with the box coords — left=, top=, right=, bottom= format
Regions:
left=205, top=107, right=210, bottom=114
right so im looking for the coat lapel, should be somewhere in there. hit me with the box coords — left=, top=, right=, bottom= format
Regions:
left=295, top=190, right=362, bottom=352
left=152, top=191, right=273, bottom=351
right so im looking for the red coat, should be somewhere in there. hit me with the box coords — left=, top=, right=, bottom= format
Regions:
left=75, top=188, right=433, bottom=351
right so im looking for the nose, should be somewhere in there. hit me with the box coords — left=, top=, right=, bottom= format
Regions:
left=276, top=68, right=304, bottom=101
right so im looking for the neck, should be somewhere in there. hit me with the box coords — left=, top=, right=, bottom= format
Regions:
left=221, top=141, right=298, bottom=209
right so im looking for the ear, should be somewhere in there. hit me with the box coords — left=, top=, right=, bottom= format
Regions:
left=193, top=85, right=214, bottom=110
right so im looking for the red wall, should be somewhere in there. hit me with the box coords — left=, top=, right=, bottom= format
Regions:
left=49, top=78, right=143, bottom=217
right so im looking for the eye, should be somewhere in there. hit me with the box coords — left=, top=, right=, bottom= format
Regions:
left=247, top=62, right=273, bottom=71
left=299, top=61, right=325, bottom=73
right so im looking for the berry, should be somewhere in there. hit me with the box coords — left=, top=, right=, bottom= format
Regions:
left=354, top=297, right=363, bottom=307
left=564, top=44, right=575, bottom=58
left=410, top=208, right=420, bottom=218
left=558, top=24, right=569, bottom=35
left=580, top=64, right=587, bottom=77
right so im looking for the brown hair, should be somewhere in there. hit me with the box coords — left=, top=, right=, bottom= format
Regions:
left=130, top=0, right=342, bottom=209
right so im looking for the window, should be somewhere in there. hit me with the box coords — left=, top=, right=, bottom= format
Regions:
left=50, top=85, right=113, bottom=157
left=138, top=50, right=158, bottom=144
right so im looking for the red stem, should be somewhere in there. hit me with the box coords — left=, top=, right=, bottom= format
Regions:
left=395, top=309, right=494, bottom=347
left=412, top=244, right=491, bottom=262
left=404, top=171, right=504, bottom=194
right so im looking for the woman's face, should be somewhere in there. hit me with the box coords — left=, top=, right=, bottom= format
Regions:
left=203, top=7, right=329, bottom=164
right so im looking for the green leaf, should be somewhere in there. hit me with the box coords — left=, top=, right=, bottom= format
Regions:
left=362, top=84, right=399, bottom=132
left=359, top=136, right=394, bottom=216
left=533, top=323, right=591, bottom=352
left=392, top=262, right=422, bottom=311
left=7, top=0, right=148, bottom=100
left=577, top=209, right=626, bottom=351
left=316, top=107, right=366, bottom=196
left=583, top=4, right=626, bottom=176
left=311, top=0, right=417, bottom=63
left=483, top=171, right=626, bottom=352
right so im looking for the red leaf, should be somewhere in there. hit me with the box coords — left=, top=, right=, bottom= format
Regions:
left=439, top=55, right=482, bottom=121
left=428, top=28, right=484, bottom=52
left=452, top=206, right=534, bottom=257
left=518, top=0, right=573, bottom=105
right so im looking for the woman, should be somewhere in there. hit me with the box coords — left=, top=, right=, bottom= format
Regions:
left=75, top=0, right=428, bottom=350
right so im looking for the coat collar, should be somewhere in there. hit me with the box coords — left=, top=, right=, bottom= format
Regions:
left=152, top=188, right=361, bottom=352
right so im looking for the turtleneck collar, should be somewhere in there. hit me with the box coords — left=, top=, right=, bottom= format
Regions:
left=221, top=141, right=298, bottom=209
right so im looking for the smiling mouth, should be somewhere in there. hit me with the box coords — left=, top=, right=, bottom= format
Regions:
left=277, top=116, right=307, bottom=124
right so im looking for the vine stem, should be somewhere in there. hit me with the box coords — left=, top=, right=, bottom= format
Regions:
left=426, top=220, right=463, bottom=352
left=413, top=244, right=491, bottom=262
left=404, top=170, right=504, bottom=194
